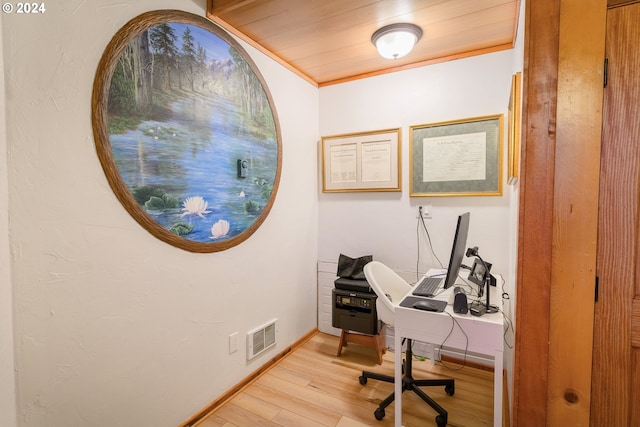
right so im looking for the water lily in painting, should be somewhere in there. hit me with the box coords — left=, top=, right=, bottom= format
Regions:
left=239, top=190, right=245, bottom=198
left=210, top=219, right=230, bottom=239
left=181, top=196, right=211, bottom=219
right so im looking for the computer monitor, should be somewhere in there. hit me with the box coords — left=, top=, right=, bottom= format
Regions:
left=442, top=212, right=471, bottom=290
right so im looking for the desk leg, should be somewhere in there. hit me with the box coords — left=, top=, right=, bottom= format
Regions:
left=494, top=349, right=503, bottom=427
left=395, top=331, right=403, bottom=427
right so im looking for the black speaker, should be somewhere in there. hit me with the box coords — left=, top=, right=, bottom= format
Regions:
left=453, top=287, right=468, bottom=314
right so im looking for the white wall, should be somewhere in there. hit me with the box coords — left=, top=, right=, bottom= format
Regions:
left=0, top=12, right=18, bottom=427
left=3, top=1, right=318, bottom=426
left=319, top=51, right=516, bottom=281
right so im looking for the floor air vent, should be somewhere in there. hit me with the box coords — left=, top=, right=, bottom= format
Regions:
left=247, top=318, right=277, bottom=360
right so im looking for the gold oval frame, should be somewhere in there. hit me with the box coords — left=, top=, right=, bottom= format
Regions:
left=92, top=10, right=282, bottom=253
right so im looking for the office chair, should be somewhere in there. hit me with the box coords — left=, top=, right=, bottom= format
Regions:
left=359, top=261, right=455, bottom=427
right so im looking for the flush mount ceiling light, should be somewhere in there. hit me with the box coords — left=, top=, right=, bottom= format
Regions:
left=371, top=23, right=423, bottom=60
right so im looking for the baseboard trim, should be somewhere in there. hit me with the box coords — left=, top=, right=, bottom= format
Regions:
left=441, top=354, right=494, bottom=372
left=179, top=327, right=319, bottom=427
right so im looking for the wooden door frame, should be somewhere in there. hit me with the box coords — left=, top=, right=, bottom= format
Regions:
left=512, top=1, right=606, bottom=426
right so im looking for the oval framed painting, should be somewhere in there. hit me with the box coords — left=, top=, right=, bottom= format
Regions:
left=92, top=10, right=281, bottom=252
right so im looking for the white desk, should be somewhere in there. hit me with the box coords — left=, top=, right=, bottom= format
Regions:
left=393, top=282, right=503, bottom=427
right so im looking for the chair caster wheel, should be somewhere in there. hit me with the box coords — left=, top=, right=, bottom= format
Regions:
left=374, top=407, right=385, bottom=420
left=359, top=376, right=367, bottom=385
left=435, top=414, right=447, bottom=427
left=445, top=384, right=455, bottom=396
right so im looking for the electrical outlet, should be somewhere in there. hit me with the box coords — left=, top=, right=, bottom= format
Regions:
left=237, top=159, right=248, bottom=178
left=417, top=204, right=432, bottom=219
left=229, top=332, right=238, bottom=354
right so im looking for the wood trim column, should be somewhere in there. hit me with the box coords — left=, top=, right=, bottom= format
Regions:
left=548, top=1, right=606, bottom=425
left=512, top=1, right=559, bottom=425
left=513, top=1, right=606, bottom=426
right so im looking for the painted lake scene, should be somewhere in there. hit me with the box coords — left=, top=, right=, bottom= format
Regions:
left=102, top=15, right=280, bottom=250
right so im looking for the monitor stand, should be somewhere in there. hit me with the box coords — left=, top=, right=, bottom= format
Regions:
left=484, top=276, right=499, bottom=314
left=470, top=275, right=499, bottom=316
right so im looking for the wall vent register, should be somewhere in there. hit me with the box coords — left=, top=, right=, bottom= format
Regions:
left=247, top=318, right=277, bottom=360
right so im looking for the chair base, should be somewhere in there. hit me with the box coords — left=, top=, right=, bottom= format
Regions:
left=359, top=339, right=454, bottom=427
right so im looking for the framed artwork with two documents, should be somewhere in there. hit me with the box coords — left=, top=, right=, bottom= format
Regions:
left=321, top=128, right=401, bottom=193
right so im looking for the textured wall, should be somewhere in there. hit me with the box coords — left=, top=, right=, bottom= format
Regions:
left=3, top=1, right=319, bottom=425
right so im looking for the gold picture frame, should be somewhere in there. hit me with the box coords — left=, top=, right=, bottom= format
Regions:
left=508, top=72, right=522, bottom=185
left=409, top=115, right=503, bottom=197
left=321, top=128, right=401, bottom=192
left=91, top=10, right=282, bottom=253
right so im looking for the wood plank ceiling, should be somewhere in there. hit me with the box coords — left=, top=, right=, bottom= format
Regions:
left=207, top=0, right=520, bottom=87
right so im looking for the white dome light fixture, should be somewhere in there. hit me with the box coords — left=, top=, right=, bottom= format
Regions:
left=371, top=23, right=423, bottom=60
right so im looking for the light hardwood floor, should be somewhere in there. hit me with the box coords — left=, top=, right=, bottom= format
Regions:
left=197, top=332, right=494, bottom=427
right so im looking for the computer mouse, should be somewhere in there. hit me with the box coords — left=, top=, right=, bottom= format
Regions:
left=413, top=300, right=439, bottom=312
